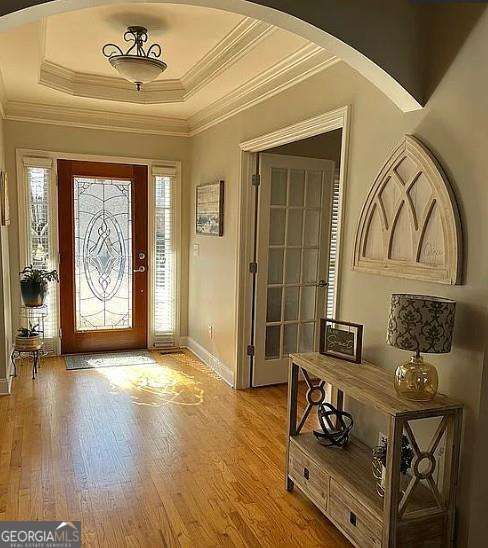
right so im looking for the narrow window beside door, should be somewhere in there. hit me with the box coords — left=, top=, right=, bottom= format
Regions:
left=151, top=168, right=179, bottom=347
left=22, top=159, right=58, bottom=349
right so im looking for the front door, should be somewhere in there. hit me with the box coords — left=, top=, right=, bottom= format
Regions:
left=253, top=153, right=334, bottom=386
left=58, top=160, right=148, bottom=354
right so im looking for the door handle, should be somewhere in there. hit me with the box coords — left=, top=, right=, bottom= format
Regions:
left=133, top=266, right=146, bottom=273
left=315, top=280, right=328, bottom=287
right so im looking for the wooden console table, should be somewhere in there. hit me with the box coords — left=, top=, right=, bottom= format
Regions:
left=286, top=352, right=463, bottom=548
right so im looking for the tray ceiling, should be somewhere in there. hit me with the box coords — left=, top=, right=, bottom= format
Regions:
left=0, top=3, right=338, bottom=135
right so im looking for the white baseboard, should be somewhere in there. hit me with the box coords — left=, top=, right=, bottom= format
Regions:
left=180, top=336, right=234, bottom=388
left=0, top=376, right=12, bottom=395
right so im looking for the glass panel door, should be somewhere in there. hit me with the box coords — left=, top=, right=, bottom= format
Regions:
left=58, top=160, right=148, bottom=354
left=253, top=154, right=335, bottom=386
left=264, top=168, right=324, bottom=360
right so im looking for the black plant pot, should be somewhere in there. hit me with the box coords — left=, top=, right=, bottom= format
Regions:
left=20, top=280, right=47, bottom=307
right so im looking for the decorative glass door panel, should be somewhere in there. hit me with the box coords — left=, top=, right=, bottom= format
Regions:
left=74, top=177, right=133, bottom=331
left=253, top=154, right=335, bottom=386
left=58, top=160, right=148, bottom=354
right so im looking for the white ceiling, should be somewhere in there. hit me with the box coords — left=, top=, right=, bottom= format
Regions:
left=0, top=3, right=338, bottom=135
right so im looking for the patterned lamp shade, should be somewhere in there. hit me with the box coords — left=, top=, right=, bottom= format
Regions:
left=387, top=294, right=456, bottom=354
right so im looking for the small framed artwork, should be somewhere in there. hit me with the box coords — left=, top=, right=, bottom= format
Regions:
left=319, top=318, right=363, bottom=363
left=196, top=180, right=224, bottom=236
left=0, top=171, right=9, bottom=227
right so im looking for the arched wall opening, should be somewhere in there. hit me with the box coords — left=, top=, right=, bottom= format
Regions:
left=0, top=0, right=423, bottom=112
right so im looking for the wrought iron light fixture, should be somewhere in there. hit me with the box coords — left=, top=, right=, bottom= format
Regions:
left=102, top=26, right=167, bottom=91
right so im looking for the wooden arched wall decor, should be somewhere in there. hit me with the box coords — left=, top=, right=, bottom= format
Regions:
left=353, top=135, right=462, bottom=284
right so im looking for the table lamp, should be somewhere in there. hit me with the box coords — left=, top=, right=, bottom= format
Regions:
left=387, top=294, right=456, bottom=401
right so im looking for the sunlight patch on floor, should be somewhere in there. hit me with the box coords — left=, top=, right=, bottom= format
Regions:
left=85, top=354, right=156, bottom=368
left=168, top=351, right=222, bottom=380
left=99, top=361, right=204, bottom=407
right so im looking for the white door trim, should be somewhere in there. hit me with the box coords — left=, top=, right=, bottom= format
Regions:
left=235, top=105, right=350, bottom=388
left=15, top=148, right=182, bottom=353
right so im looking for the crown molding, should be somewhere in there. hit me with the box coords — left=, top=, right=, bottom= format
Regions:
left=181, top=18, right=274, bottom=98
left=4, top=101, right=190, bottom=136
left=39, top=17, right=274, bottom=105
left=39, top=60, right=185, bottom=104
left=4, top=45, right=338, bottom=137
left=189, top=45, right=339, bottom=135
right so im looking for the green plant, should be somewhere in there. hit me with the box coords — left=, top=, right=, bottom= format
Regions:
left=372, top=435, right=414, bottom=474
left=17, top=324, right=40, bottom=338
left=20, top=265, right=58, bottom=285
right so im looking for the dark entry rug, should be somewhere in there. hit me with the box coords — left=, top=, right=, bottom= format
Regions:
left=65, top=350, right=156, bottom=370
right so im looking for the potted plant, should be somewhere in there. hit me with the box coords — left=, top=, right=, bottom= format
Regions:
left=20, top=265, right=58, bottom=307
left=372, top=435, right=414, bottom=497
left=15, top=324, right=42, bottom=351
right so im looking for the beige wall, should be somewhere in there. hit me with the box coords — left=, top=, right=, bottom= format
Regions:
left=3, top=121, right=192, bottom=347
left=188, top=11, right=488, bottom=545
left=267, top=129, right=342, bottom=164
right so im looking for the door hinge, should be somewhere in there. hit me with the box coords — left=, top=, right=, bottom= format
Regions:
left=249, top=261, right=257, bottom=274
left=252, top=174, right=260, bottom=187
left=247, top=345, right=255, bottom=357
left=58, top=328, right=62, bottom=338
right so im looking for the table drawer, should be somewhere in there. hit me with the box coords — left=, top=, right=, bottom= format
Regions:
left=288, top=442, right=329, bottom=512
left=329, top=479, right=382, bottom=547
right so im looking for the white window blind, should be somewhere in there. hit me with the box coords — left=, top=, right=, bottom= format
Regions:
left=326, top=168, right=341, bottom=318
left=151, top=167, right=178, bottom=347
left=22, top=158, right=58, bottom=348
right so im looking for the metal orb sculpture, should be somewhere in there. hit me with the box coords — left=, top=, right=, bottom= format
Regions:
left=313, top=402, right=354, bottom=448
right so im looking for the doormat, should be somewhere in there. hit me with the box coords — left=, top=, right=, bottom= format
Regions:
left=160, top=349, right=186, bottom=356
left=65, top=350, right=156, bottom=371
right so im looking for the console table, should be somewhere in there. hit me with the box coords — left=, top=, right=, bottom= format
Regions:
left=286, top=352, right=463, bottom=548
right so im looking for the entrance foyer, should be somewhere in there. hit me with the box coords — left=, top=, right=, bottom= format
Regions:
left=0, top=352, right=348, bottom=547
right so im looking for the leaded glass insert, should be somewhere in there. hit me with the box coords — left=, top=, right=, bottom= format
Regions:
left=74, top=177, right=132, bottom=331
left=28, top=167, right=50, bottom=269
left=26, top=165, right=57, bottom=342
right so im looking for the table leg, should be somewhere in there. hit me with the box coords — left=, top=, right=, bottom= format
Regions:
left=10, top=351, right=17, bottom=377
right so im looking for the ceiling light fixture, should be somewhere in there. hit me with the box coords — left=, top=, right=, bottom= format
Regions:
left=102, top=26, right=167, bottom=91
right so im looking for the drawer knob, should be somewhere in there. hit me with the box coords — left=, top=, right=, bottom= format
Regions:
left=303, top=467, right=309, bottom=480
left=349, top=512, right=357, bottom=526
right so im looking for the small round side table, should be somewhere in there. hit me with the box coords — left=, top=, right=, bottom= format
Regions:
left=11, top=347, right=42, bottom=379
left=12, top=305, right=48, bottom=380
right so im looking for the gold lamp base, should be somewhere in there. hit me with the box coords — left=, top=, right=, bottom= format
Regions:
left=394, top=355, right=438, bottom=401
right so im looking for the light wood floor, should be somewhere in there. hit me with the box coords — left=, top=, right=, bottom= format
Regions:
left=0, top=351, right=349, bottom=547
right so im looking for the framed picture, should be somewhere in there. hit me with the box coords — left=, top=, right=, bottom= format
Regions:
left=0, top=171, right=9, bottom=227
left=196, top=180, right=224, bottom=236
left=319, top=318, right=363, bottom=363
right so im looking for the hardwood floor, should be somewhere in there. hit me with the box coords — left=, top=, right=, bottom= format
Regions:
left=0, top=351, right=349, bottom=547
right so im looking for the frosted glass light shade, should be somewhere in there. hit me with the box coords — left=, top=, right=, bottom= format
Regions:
left=109, top=55, right=167, bottom=85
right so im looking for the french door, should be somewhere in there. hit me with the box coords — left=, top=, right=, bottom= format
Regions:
left=253, top=154, right=334, bottom=386
left=58, top=160, right=148, bottom=354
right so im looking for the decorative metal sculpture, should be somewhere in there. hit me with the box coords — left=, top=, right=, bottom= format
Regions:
left=313, top=402, right=354, bottom=448
left=102, top=26, right=167, bottom=91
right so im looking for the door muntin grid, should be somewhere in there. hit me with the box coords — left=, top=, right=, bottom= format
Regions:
left=265, top=168, right=324, bottom=360
left=73, top=177, right=133, bottom=331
